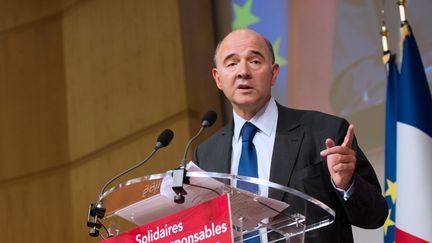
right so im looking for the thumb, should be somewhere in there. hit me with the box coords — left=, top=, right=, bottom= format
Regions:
left=325, top=138, right=335, bottom=148
left=321, top=138, right=335, bottom=157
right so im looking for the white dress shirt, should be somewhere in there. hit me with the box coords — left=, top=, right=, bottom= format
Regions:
left=231, top=97, right=278, bottom=196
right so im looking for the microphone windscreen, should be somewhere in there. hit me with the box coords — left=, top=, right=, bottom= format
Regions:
left=201, top=110, right=217, bottom=127
left=156, top=129, right=174, bottom=149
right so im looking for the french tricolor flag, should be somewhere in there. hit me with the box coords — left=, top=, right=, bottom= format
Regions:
left=394, top=24, right=432, bottom=243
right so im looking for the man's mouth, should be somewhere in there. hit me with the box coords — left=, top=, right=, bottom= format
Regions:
left=238, top=84, right=253, bottom=90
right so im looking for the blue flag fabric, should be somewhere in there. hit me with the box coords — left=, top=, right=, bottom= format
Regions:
left=398, top=26, right=432, bottom=137
left=384, top=53, right=398, bottom=243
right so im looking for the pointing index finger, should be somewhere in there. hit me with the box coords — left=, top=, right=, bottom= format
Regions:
left=342, top=124, right=355, bottom=148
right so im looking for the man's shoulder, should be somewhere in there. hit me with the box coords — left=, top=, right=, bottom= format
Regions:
left=199, top=122, right=233, bottom=148
left=277, top=104, right=348, bottom=130
left=194, top=122, right=233, bottom=168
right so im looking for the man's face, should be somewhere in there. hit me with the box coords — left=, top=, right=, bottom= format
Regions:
left=212, top=29, right=279, bottom=116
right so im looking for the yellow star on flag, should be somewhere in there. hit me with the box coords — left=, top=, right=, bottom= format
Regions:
left=385, top=179, right=397, bottom=204
left=273, top=37, right=287, bottom=66
left=232, top=0, right=260, bottom=29
left=383, top=209, right=395, bottom=236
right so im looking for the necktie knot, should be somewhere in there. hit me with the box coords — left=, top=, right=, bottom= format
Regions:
left=241, top=122, right=258, bottom=142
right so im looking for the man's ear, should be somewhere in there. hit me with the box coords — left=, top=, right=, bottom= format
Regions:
left=212, top=68, right=223, bottom=90
left=271, top=64, right=280, bottom=86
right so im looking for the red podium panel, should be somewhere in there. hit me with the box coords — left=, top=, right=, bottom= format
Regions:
left=100, top=194, right=233, bottom=243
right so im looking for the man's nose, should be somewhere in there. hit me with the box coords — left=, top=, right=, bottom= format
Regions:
left=237, top=61, right=252, bottom=79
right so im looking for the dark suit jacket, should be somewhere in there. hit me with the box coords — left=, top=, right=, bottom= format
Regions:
left=194, top=104, right=388, bottom=243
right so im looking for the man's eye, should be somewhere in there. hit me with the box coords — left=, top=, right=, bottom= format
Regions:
left=227, top=62, right=236, bottom=67
left=251, top=60, right=261, bottom=64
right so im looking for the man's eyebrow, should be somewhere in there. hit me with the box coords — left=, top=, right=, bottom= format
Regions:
left=249, top=50, right=265, bottom=59
left=221, top=50, right=265, bottom=64
left=222, top=53, right=236, bottom=64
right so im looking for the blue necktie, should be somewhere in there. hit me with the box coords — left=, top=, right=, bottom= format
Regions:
left=237, top=122, right=259, bottom=191
left=237, top=122, right=260, bottom=243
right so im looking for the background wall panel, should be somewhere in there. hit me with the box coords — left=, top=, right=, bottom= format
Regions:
left=0, top=0, right=64, bottom=32
left=0, top=167, right=73, bottom=242
left=0, top=0, right=220, bottom=243
left=62, top=0, right=188, bottom=160
left=0, top=14, right=68, bottom=181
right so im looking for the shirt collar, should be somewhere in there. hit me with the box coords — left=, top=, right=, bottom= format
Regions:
left=233, top=97, right=278, bottom=141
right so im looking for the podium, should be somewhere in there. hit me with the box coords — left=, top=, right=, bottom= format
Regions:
left=97, top=164, right=335, bottom=242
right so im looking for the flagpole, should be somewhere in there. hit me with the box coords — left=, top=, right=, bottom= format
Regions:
left=381, top=24, right=389, bottom=54
left=380, top=21, right=391, bottom=73
left=397, top=0, right=410, bottom=62
left=397, top=0, right=407, bottom=26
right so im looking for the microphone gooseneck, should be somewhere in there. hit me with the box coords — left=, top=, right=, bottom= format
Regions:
left=180, top=110, right=217, bottom=168
left=173, top=110, right=217, bottom=203
left=98, top=129, right=174, bottom=200
left=87, top=128, right=174, bottom=238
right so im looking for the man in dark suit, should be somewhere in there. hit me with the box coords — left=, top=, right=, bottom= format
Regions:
left=194, top=29, right=388, bottom=242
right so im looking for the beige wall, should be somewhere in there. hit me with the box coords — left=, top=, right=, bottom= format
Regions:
left=0, top=0, right=221, bottom=242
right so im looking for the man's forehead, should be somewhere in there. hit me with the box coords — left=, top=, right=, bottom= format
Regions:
left=221, top=31, right=266, bottom=49
left=218, top=34, right=267, bottom=57
left=213, top=29, right=273, bottom=66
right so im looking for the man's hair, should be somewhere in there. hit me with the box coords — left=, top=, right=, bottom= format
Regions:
left=213, top=30, right=275, bottom=67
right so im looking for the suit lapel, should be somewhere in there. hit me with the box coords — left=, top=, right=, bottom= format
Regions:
left=269, top=105, right=304, bottom=201
left=212, top=122, right=233, bottom=174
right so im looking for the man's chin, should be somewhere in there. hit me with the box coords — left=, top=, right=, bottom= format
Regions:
left=233, top=99, right=266, bottom=112
left=233, top=99, right=257, bottom=108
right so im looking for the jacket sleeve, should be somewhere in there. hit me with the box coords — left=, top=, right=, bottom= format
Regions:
left=333, top=121, right=388, bottom=229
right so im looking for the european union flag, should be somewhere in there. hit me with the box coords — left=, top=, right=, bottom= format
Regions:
left=384, top=53, right=398, bottom=243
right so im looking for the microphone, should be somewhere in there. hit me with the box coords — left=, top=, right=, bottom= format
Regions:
left=172, top=110, right=217, bottom=203
left=156, top=129, right=175, bottom=149
left=87, top=128, right=174, bottom=238
left=200, top=110, right=218, bottom=128
left=98, top=129, right=174, bottom=199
